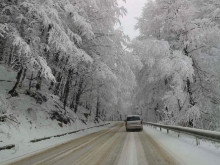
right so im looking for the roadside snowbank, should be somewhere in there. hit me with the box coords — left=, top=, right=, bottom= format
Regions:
left=0, top=123, right=112, bottom=164
left=144, top=125, right=220, bottom=165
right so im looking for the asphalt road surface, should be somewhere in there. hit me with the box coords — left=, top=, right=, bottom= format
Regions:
left=8, top=123, right=179, bottom=165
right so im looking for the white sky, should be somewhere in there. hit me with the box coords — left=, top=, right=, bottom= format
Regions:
left=118, top=0, right=147, bottom=39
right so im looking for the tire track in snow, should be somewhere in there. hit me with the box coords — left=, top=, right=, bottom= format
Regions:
left=118, top=132, right=138, bottom=165
left=139, top=130, right=179, bottom=165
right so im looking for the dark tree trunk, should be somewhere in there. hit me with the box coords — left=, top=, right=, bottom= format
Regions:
left=184, top=46, right=195, bottom=106
left=29, top=72, right=33, bottom=90
left=54, top=72, right=62, bottom=95
left=184, top=45, right=196, bottom=127
left=46, top=24, right=53, bottom=44
left=88, top=83, right=93, bottom=112
left=187, top=78, right=195, bottom=106
left=20, top=68, right=27, bottom=87
left=70, top=80, right=77, bottom=109
left=70, top=92, right=75, bottom=109
left=8, top=47, right=13, bottom=66
left=177, top=99, right=182, bottom=111
left=63, top=69, right=72, bottom=113
left=0, top=38, right=5, bottom=61
left=9, top=67, right=23, bottom=96
left=74, top=78, right=83, bottom=113
left=36, top=70, right=42, bottom=90
left=95, top=91, right=100, bottom=120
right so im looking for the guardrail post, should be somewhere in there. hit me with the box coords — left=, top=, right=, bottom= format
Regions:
left=196, top=137, right=200, bottom=146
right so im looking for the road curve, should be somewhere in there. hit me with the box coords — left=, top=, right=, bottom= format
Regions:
left=8, top=123, right=179, bottom=165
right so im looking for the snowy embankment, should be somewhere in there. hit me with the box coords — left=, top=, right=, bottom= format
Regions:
left=144, top=125, right=220, bottom=165
left=0, top=64, right=110, bottom=163
left=0, top=123, right=112, bottom=164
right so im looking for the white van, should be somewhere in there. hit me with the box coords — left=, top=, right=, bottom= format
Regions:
left=125, top=115, right=143, bottom=131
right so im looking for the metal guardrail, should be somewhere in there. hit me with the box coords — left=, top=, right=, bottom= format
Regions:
left=143, top=122, right=220, bottom=145
left=0, top=144, right=15, bottom=151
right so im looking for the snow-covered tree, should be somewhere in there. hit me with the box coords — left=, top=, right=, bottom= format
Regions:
left=133, top=0, right=220, bottom=129
left=0, top=0, right=134, bottom=122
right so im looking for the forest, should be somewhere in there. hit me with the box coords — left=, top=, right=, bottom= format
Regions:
left=132, top=0, right=220, bottom=130
left=0, top=0, right=220, bottom=131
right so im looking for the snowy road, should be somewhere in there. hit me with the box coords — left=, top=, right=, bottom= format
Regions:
left=7, top=123, right=178, bottom=165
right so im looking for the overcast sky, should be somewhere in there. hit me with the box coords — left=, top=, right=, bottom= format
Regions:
left=118, top=0, right=147, bottom=39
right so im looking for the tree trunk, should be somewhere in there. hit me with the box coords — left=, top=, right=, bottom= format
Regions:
left=95, top=89, right=100, bottom=120
left=0, top=38, right=5, bottom=61
left=187, top=78, right=195, bottom=106
left=20, top=68, right=27, bottom=87
left=29, top=72, right=33, bottom=90
left=74, top=78, right=83, bottom=113
left=63, top=69, right=72, bottom=114
left=8, top=47, right=13, bottom=66
left=9, top=67, right=23, bottom=96
left=36, top=70, right=42, bottom=90
left=86, top=82, right=94, bottom=114
left=184, top=47, right=196, bottom=105
left=70, top=80, right=77, bottom=109
left=54, top=72, right=62, bottom=95
left=177, top=99, right=182, bottom=111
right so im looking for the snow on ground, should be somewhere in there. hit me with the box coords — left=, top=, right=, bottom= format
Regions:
left=0, top=123, right=113, bottom=164
left=144, top=125, right=220, bottom=165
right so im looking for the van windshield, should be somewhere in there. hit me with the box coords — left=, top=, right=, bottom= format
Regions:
left=127, top=116, right=140, bottom=121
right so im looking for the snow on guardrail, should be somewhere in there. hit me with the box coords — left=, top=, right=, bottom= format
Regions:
left=143, top=122, right=220, bottom=144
